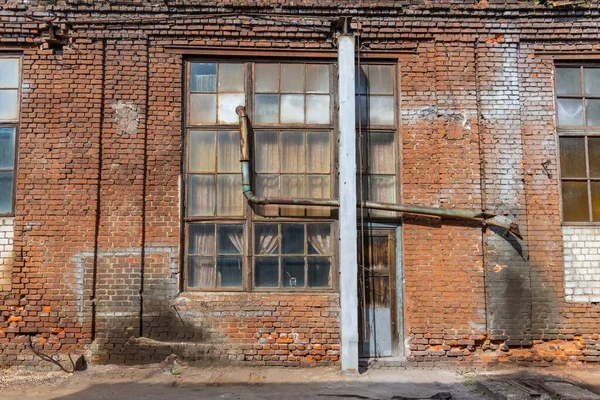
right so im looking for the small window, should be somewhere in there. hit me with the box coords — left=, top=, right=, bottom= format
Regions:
left=0, top=56, right=20, bottom=215
left=254, top=223, right=332, bottom=289
left=556, top=65, right=600, bottom=222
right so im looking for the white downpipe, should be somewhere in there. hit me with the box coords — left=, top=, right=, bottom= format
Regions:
left=338, top=33, right=359, bottom=375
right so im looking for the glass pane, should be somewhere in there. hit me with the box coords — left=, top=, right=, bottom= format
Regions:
left=556, top=67, right=581, bottom=96
left=0, top=127, right=15, bottom=169
left=307, top=132, right=330, bottom=173
left=255, top=224, right=279, bottom=255
left=188, top=256, right=214, bottom=288
left=188, top=224, right=215, bottom=255
left=557, top=98, right=583, bottom=126
left=189, top=131, right=216, bottom=172
left=217, top=130, right=240, bottom=172
left=255, top=257, right=279, bottom=287
left=369, top=96, right=394, bottom=126
left=188, top=174, right=215, bottom=216
left=280, top=64, right=304, bottom=93
left=255, top=94, right=279, bottom=124
left=308, top=257, right=331, bottom=288
left=281, top=175, right=307, bottom=197
left=217, top=224, right=244, bottom=254
left=0, top=58, right=19, bottom=88
left=306, top=65, right=329, bottom=94
left=217, top=174, right=243, bottom=216
left=584, top=68, right=600, bottom=96
left=306, top=95, right=330, bottom=124
left=218, top=63, right=244, bottom=92
left=559, top=137, right=586, bottom=178
left=190, top=63, right=216, bottom=92
left=189, top=93, right=216, bottom=124
left=356, top=95, right=367, bottom=125
left=562, top=181, right=589, bottom=222
left=282, top=224, right=304, bottom=254
left=255, top=64, right=279, bottom=93
left=307, top=224, right=331, bottom=255
left=592, top=182, right=600, bottom=222
left=368, top=132, right=395, bottom=174
left=369, top=175, right=396, bottom=203
left=256, top=174, right=279, bottom=196
left=0, top=171, right=13, bottom=214
left=280, top=94, right=304, bottom=124
left=281, top=131, right=305, bottom=173
left=218, top=93, right=245, bottom=124
left=0, top=90, right=18, bottom=121
left=255, top=131, right=279, bottom=173
left=356, top=65, right=368, bottom=95
left=368, top=65, right=394, bottom=95
left=307, top=175, right=330, bottom=198
left=216, top=257, right=243, bottom=287
left=283, top=257, right=305, bottom=288
left=590, top=138, right=600, bottom=178
left=586, top=99, right=600, bottom=126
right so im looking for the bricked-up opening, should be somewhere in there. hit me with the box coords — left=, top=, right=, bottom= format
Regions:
left=184, top=60, right=337, bottom=292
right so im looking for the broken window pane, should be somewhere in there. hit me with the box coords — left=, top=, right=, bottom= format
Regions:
left=218, top=63, right=244, bottom=92
left=584, top=68, right=600, bottom=96
left=369, top=96, right=394, bottom=125
left=189, top=130, right=216, bottom=173
left=255, top=94, right=279, bottom=124
left=217, top=130, right=240, bottom=173
left=586, top=99, right=600, bottom=126
left=255, top=257, right=279, bottom=287
left=188, top=174, right=215, bottom=216
left=306, top=64, right=329, bottom=94
left=280, top=64, right=304, bottom=93
left=189, top=93, right=216, bottom=124
left=188, top=224, right=215, bottom=255
left=0, top=90, right=18, bottom=121
left=255, top=224, right=279, bottom=255
left=368, top=65, right=394, bottom=95
left=255, top=64, right=279, bottom=93
left=217, top=174, right=243, bottom=216
left=217, top=224, right=244, bottom=254
left=188, top=256, right=214, bottom=288
left=307, top=132, right=330, bottom=173
left=556, top=67, right=581, bottom=96
left=559, top=137, right=586, bottom=178
left=557, top=98, right=584, bottom=126
left=218, top=93, right=245, bottom=124
left=282, top=224, right=304, bottom=254
left=0, top=128, right=15, bottom=169
left=281, top=131, right=305, bottom=173
left=306, top=95, right=330, bottom=124
left=283, top=257, right=305, bottom=287
left=216, top=257, right=243, bottom=287
left=308, top=257, right=331, bottom=288
left=255, top=131, right=279, bottom=173
left=0, top=58, right=19, bottom=89
left=0, top=171, right=13, bottom=213
left=190, top=63, right=217, bottom=92
left=280, top=94, right=305, bottom=124
left=562, top=181, right=589, bottom=222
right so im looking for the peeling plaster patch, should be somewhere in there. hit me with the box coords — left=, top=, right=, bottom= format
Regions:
left=493, top=264, right=507, bottom=273
left=112, top=101, right=139, bottom=136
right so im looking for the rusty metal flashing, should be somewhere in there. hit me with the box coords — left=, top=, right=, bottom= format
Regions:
left=165, top=46, right=416, bottom=59
left=235, top=107, right=521, bottom=239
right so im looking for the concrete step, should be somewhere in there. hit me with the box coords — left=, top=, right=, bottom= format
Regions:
left=476, top=378, right=600, bottom=400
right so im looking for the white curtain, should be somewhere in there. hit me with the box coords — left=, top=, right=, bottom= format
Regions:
left=308, top=224, right=331, bottom=255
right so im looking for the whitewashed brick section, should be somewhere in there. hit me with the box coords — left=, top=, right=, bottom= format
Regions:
left=563, top=226, right=600, bottom=303
left=0, top=218, right=14, bottom=291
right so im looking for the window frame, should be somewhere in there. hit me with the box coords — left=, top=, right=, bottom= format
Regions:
left=183, top=58, right=339, bottom=292
left=555, top=62, right=600, bottom=225
left=0, top=54, right=22, bottom=217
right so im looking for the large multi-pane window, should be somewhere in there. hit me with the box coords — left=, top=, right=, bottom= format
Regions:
left=0, top=56, right=20, bottom=215
left=184, top=61, right=335, bottom=291
left=556, top=65, right=600, bottom=222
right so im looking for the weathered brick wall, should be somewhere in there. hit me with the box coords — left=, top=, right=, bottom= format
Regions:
left=2, top=0, right=600, bottom=368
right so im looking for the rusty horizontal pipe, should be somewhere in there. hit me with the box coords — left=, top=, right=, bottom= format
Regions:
left=236, top=106, right=521, bottom=239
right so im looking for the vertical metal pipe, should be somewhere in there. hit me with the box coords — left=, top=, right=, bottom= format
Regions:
left=338, top=33, right=359, bottom=375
